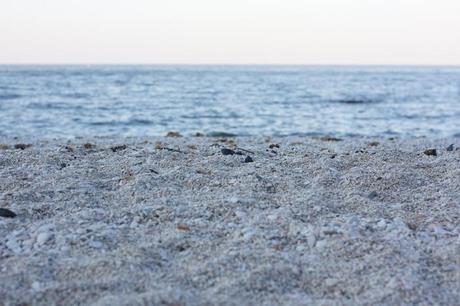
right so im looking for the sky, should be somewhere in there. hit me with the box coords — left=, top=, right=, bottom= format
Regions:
left=1, top=0, right=459, bottom=65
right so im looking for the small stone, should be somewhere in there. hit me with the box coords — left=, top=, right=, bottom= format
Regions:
left=89, top=240, right=103, bottom=249
left=14, top=143, right=32, bottom=150
left=221, top=148, right=235, bottom=156
left=319, top=136, right=342, bottom=142
left=177, top=223, right=190, bottom=231
left=0, top=208, right=16, bottom=218
left=36, top=232, right=52, bottom=245
left=110, top=145, right=127, bottom=152
left=166, top=131, right=182, bottom=137
left=367, top=191, right=378, bottom=200
left=83, top=143, right=94, bottom=149
left=446, top=144, right=454, bottom=152
left=423, top=149, right=437, bottom=156
left=244, top=156, right=254, bottom=163
left=269, top=143, right=280, bottom=149
left=368, top=141, right=380, bottom=146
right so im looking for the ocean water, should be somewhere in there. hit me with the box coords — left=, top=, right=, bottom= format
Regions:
left=0, top=65, right=459, bottom=138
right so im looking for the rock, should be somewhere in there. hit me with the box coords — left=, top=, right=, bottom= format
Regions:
left=0, top=208, right=16, bottom=218
left=36, top=232, right=52, bottom=245
left=14, top=143, right=32, bottom=150
left=446, top=144, right=454, bottom=152
left=208, top=132, right=237, bottom=137
left=166, top=131, right=182, bottom=137
left=319, top=136, right=342, bottom=142
left=269, top=144, right=280, bottom=149
left=368, top=141, right=380, bottom=147
left=88, top=240, right=103, bottom=249
left=367, top=191, right=378, bottom=200
left=110, top=145, right=127, bottom=152
left=177, top=223, right=190, bottom=231
left=83, top=143, right=94, bottom=149
left=423, top=149, right=437, bottom=156
left=221, top=148, right=235, bottom=156
left=244, top=156, right=254, bottom=163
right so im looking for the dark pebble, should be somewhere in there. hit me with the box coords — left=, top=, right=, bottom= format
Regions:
left=423, top=149, right=437, bottom=156
left=14, top=144, right=32, bottom=150
left=235, top=151, right=244, bottom=155
left=244, top=156, right=254, bottom=163
left=221, top=148, right=235, bottom=156
left=60, top=163, right=67, bottom=169
left=0, top=208, right=16, bottom=218
left=111, top=145, right=127, bottom=152
left=367, top=191, right=378, bottom=200
left=446, top=144, right=454, bottom=152
left=166, top=131, right=182, bottom=137
left=269, top=143, right=280, bottom=149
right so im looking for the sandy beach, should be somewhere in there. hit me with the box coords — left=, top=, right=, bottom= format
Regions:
left=0, top=136, right=459, bottom=305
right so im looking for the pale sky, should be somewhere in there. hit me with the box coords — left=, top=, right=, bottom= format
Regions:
left=1, top=0, right=459, bottom=65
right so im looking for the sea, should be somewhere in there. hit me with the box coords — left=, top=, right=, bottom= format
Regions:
left=0, top=65, right=459, bottom=138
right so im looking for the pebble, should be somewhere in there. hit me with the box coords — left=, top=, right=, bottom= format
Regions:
left=0, top=208, right=17, bottom=218
left=446, top=144, right=454, bottom=152
left=423, top=149, right=437, bottom=156
left=244, top=156, right=254, bottom=163
left=367, top=191, right=379, bottom=200
left=36, top=232, right=52, bottom=245
left=221, top=148, right=235, bottom=156
left=166, top=131, right=182, bottom=137
left=110, top=145, right=127, bottom=152
left=14, top=143, right=32, bottom=150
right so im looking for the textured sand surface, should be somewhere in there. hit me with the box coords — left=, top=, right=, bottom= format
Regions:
left=0, top=136, right=459, bottom=305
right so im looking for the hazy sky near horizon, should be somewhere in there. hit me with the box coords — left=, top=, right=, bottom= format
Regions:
left=1, top=0, right=459, bottom=64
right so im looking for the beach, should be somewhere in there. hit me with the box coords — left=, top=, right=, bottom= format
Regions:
left=0, top=136, right=459, bottom=305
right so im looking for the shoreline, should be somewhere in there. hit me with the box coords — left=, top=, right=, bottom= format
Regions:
left=1, top=136, right=459, bottom=305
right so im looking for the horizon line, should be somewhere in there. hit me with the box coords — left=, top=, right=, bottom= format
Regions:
left=1, top=63, right=460, bottom=67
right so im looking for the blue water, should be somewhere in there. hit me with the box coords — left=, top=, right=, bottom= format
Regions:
left=0, top=65, right=459, bottom=138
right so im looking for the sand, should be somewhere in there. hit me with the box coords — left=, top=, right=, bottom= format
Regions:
left=0, top=136, right=459, bottom=305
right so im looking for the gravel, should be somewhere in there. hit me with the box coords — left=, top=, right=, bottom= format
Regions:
left=0, top=136, right=459, bottom=305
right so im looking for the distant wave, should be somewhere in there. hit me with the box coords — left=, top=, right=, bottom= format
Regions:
left=332, top=98, right=382, bottom=104
left=89, top=119, right=153, bottom=126
left=0, top=93, right=21, bottom=100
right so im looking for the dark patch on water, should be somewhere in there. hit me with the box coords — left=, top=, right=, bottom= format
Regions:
left=0, top=93, right=21, bottom=100
left=333, top=98, right=382, bottom=104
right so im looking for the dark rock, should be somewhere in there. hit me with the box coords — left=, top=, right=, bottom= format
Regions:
left=83, top=143, right=94, bottom=149
left=0, top=208, right=16, bottom=218
left=269, top=144, right=280, bottom=149
left=244, top=156, right=254, bottom=163
left=14, top=144, right=32, bottom=150
left=367, top=191, right=378, bottom=200
left=166, top=131, right=182, bottom=137
left=221, top=148, right=235, bottom=156
left=194, top=132, right=205, bottom=137
left=368, top=141, right=380, bottom=147
left=319, top=136, right=342, bottom=142
left=111, top=145, right=127, bottom=152
left=235, top=151, right=244, bottom=155
left=60, top=163, right=67, bottom=169
left=423, top=149, right=437, bottom=156
left=208, top=132, right=237, bottom=137
left=446, top=144, right=454, bottom=152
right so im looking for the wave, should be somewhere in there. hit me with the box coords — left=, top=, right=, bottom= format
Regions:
left=0, top=93, right=21, bottom=100
left=332, top=98, right=382, bottom=104
left=89, top=119, right=153, bottom=126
